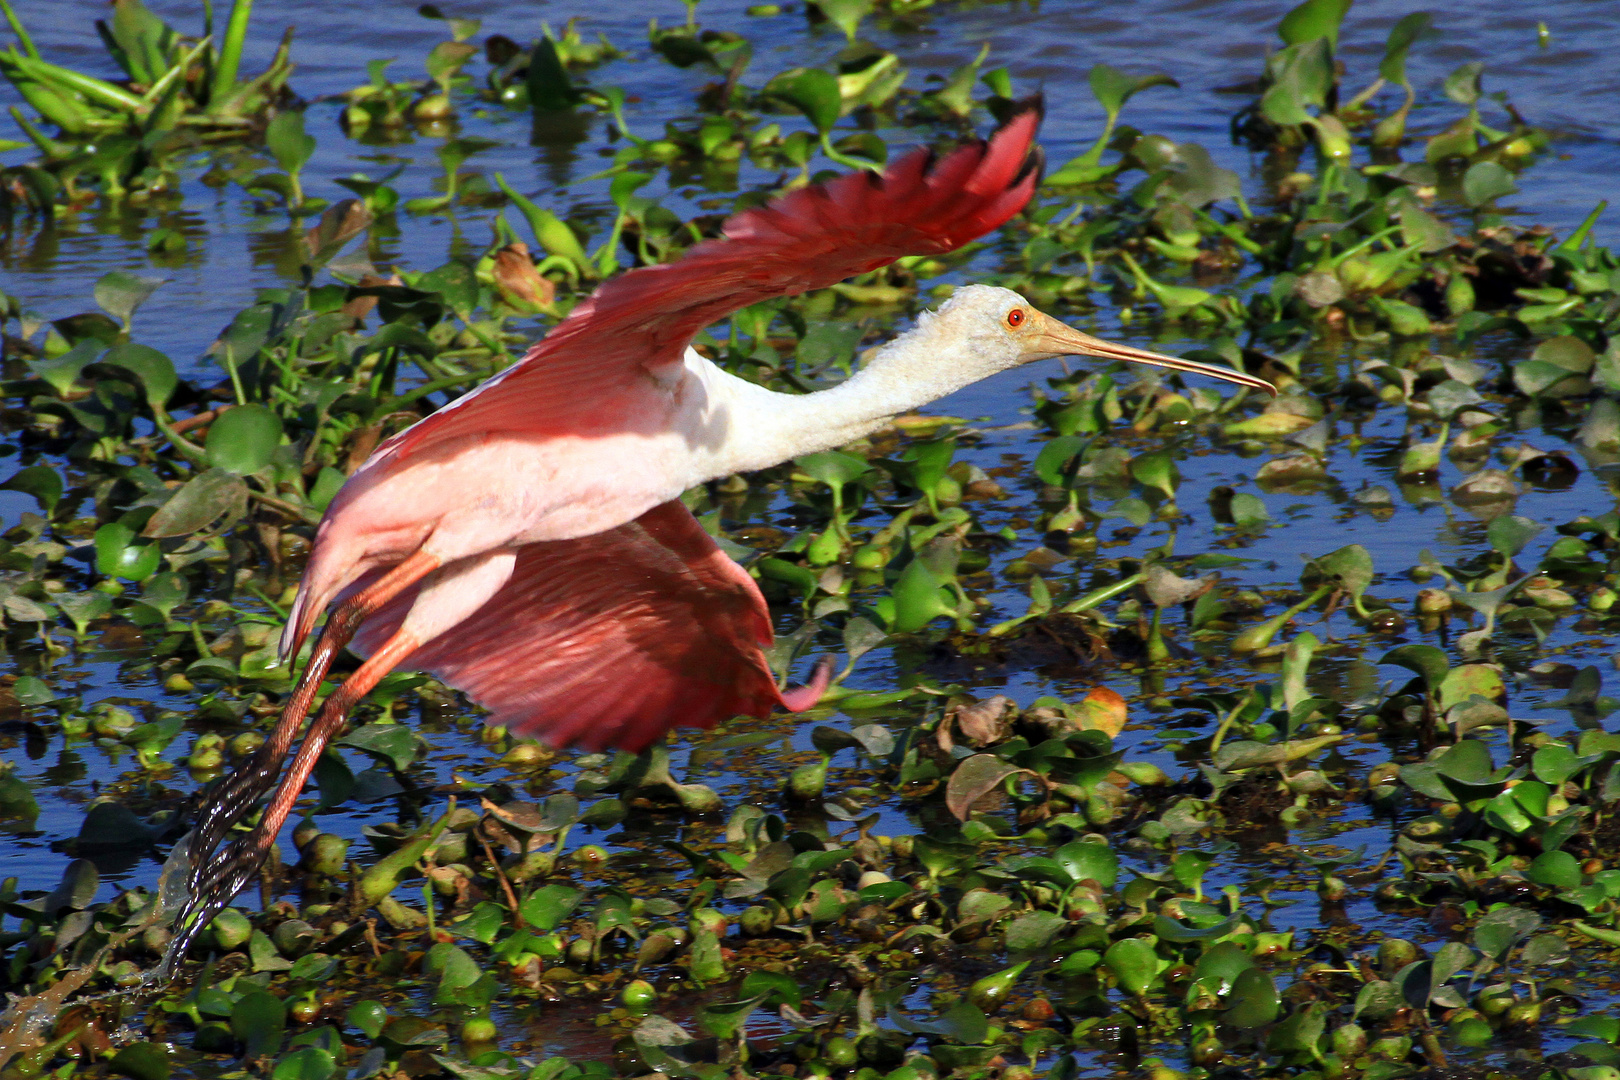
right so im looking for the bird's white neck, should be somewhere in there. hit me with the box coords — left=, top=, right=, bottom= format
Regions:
left=683, top=311, right=996, bottom=481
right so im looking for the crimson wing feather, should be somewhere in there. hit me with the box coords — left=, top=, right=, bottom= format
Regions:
left=382, top=100, right=1042, bottom=462
left=353, top=500, right=791, bottom=752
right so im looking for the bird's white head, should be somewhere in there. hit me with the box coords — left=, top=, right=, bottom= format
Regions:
left=923, top=283, right=1275, bottom=394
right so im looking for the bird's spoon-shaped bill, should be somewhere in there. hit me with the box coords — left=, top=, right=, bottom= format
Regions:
left=1022, top=310, right=1277, bottom=396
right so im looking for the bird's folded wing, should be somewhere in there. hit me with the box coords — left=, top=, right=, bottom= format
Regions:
left=383, top=98, right=1043, bottom=462
left=351, top=499, right=789, bottom=752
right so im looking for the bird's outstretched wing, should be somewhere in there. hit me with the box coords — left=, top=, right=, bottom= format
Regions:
left=351, top=500, right=812, bottom=751
left=383, top=98, right=1043, bottom=462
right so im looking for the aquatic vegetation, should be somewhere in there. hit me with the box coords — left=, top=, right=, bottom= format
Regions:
left=4, top=0, right=1620, bottom=1078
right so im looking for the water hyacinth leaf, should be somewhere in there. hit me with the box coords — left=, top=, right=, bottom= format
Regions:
left=1278, top=0, right=1351, bottom=47
left=1379, top=11, right=1436, bottom=84
left=1130, top=450, right=1179, bottom=498
left=944, top=754, right=1028, bottom=821
left=519, top=884, right=582, bottom=930
left=1053, top=840, right=1118, bottom=887
left=526, top=37, right=579, bottom=111
left=95, top=521, right=161, bottom=581
left=1, top=464, right=63, bottom=514
left=1473, top=904, right=1541, bottom=961
left=94, top=269, right=165, bottom=327
left=418, top=261, right=479, bottom=318
left=102, top=341, right=178, bottom=409
left=1102, top=937, right=1161, bottom=996
left=108, top=1043, right=170, bottom=1080
left=768, top=67, right=841, bottom=135
left=1089, top=63, right=1178, bottom=122
left=1004, top=910, right=1067, bottom=953
left=888, top=556, right=956, bottom=633
left=841, top=615, right=886, bottom=664
left=1224, top=966, right=1280, bottom=1027
left=338, top=724, right=421, bottom=772
left=265, top=110, right=316, bottom=177
left=29, top=339, right=103, bottom=398
left=206, top=404, right=284, bottom=475
left=1486, top=514, right=1542, bottom=557
left=143, top=468, right=249, bottom=537
left=1381, top=644, right=1449, bottom=689
left=814, top=0, right=873, bottom=42
left=738, top=969, right=801, bottom=1010
left=1529, top=850, right=1582, bottom=888
left=272, top=1048, right=334, bottom=1080
left=1463, top=161, right=1517, bottom=208
left=797, top=450, right=870, bottom=488
left=231, top=990, right=287, bottom=1060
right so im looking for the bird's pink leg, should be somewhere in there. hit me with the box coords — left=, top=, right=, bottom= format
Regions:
left=162, top=551, right=440, bottom=975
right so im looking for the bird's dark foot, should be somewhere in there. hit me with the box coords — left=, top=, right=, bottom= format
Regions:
left=158, top=832, right=271, bottom=979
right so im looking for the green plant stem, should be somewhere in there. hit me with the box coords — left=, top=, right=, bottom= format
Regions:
left=12, top=54, right=146, bottom=113
left=210, top=0, right=255, bottom=105
left=246, top=489, right=321, bottom=525
left=0, top=0, right=38, bottom=59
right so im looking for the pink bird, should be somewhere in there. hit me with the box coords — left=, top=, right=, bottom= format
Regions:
left=161, top=100, right=1271, bottom=971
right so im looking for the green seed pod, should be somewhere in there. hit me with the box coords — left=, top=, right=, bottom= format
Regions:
left=292, top=819, right=321, bottom=852
left=785, top=758, right=829, bottom=804
left=413, top=93, right=454, bottom=120
left=1505, top=999, right=1542, bottom=1026
left=187, top=733, right=226, bottom=772
left=691, top=908, right=729, bottom=937
left=300, top=833, right=350, bottom=878
left=967, top=961, right=1029, bottom=1014
left=851, top=544, right=887, bottom=570
left=1368, top=1034, right=1411, bottom=1061
left=1376, top=938, right=1419, bottom=974
left=634, top=931, right=676, bottom=971
left=567, top=936, right=593, bottom=967
left=499, top=742, right=549, bottom=770
left=272, top=919, right=318, bottom=958
left=739, top=905, right=776, bottom=937
left=1330, top=1022, right=1367, bottom=1058
left=621, top=980, right=657, bottom=1012
left=1591, top=586, right=1618, bottom=612
left=210, top=908, right=252, bottom=952
left=228, top=730, right=264, bottom=760
left=1476, top=984, right=1517, bottom=1018
left=461, top=1016, right=498, bottom=1044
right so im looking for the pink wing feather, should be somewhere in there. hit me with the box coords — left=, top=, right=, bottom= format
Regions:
left=352, top=500, right=806, bottom=751
left=378, top=98, right=1044, bottom=463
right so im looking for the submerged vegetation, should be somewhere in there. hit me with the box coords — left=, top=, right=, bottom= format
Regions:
left=2, top=1, right=1620, bottom=1078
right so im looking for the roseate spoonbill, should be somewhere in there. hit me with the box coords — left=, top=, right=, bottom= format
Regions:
left=160, top=98, right=1272, bottom=973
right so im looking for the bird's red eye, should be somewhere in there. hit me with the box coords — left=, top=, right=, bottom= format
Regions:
left=1007, top=309, right=1025, bottom=327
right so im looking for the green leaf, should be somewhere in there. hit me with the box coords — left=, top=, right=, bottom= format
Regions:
left=519, top=884, right=582, bottom=931
left=1088, top=63, right=1178, bottom=122
left=102, top=341, right=178, bottom=409
left=1529, top=850, right=1582, bottom=889
left=1444, top=61, right=1484, bottom=105
left=417, top=261, right=479, bottom=318
left=1, top=465, right=63, bottom=514
left=526, top=37, right=579, bottom=111
left=796, top=450, right=870, bottom=488
left=265, top=110, right=316, bottom=176
left=231, top=990, right=287, bottom=1060
left=1224, top=967, right=1279, bottom=1027
left=814, top=0, right=873, bottom=42
left=272, top=1047, right=334, bottom=1080
left=94, top=270, right=165, bottom=328
left=768, top=67, right=841, bottom=135
left=1463, top=161, right=1517, bottom=208
left=1129, top=450, right=1180, bottom=498
left=338, top=724, right=420, bottom=772
left=1102, top=937, right=1161, bottom=996
left=206, top=404, right=284, bottom=476
left=1053, top=840, right=1118, bottom=888
left=1278, top=0, right=1351, bottom=48
left=1379, top=12, right=1437, bottom=85
left=425, top=40, right=478, bottom=91
left=143, top=468, right=249, bottom=538
left=95, top=521, right=161, bottom=581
